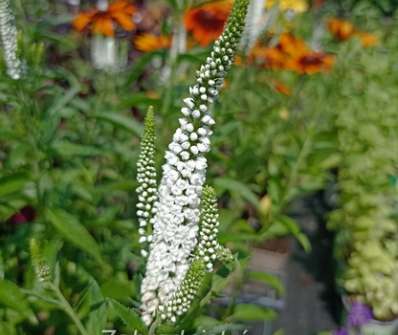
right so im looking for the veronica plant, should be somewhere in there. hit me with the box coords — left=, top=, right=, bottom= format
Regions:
left=0, top=0, right=23, bottom=79
left=136, top=0, right=249, bottom=326
left=329, top=40, right=398, bottom=321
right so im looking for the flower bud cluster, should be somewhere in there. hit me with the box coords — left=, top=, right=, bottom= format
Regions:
left=159, top=187, right=233, bottom=324
left=136, top=109, right=157, bottom=258
left=159, top=260, right=206, bottom=323
left=196, top=186, right=221, bottom=272
left=0, top=0, right=22, bottom=79
left=30, top=239, right=51, bottom=283
left=140, top=0, right=249, bottom=326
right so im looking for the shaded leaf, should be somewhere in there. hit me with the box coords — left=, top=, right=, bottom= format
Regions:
left=52, top=141, right=102, bottom=157
left=248, top=271, right=285, bottom=296
left=91, top=112, right=143, bottom=137
left=0, top=280, right=33, bottom=318
left=214, top=178, right=259, bottom=208
left=46, top=209, right=104, bottom=264
left=110, top=299, right=147, bottom=334
left=0, top=173, right=30, bottom=198
left=228, top=304, right=277, bottom=322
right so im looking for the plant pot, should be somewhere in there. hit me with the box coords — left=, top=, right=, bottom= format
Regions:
left=90, top=35, right=128, bottom=71
left=360, top=318, right=398, bottom=335
left=342, top=296, right=398, bottom=335
left=242, top=238, right=292, bottom=303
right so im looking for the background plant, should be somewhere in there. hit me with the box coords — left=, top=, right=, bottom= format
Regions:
left=0, top=0, right=397, bottom=334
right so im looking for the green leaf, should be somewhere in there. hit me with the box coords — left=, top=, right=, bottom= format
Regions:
left=248, top=271, right=285, bottom=296
left=91, top=112, right=143, bottom=137
left=120, top=93, right=160, bottom=110
left=126, top=53, right=160, bottom=85
left=279, top=216, right=311, bottom=252
left=0, top=279, right=34, bottom=319
left=77, top=278, right=108, bottom=335
left=0, top=173, right=30, bottom=197
left=46, top=209, right=104, bottom=265
left=51, top=141, right=102, bottom=157
left=101, top=279, right=137, bottom=301
left=214, top=178, right=259, bottom=208
left=194, top=316, right=221, bottom=329
left=77, top=278, right=104, bottom=318
left=228, top=304, right=277, bottom=322
left=110, top=299, right=147, bottom=334
left=47, top=86, right=80, bottom=116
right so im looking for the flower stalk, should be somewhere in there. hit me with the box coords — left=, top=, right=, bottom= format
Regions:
left=29, top=239, right=89, bottom=335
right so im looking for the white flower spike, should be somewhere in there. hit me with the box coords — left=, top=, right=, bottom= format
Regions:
left=139, top=0, right=249, bottom=325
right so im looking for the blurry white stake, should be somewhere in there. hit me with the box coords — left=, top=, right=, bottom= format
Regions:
left=97, top=0, right=109, bottom=11
left=241, top=0, right=266, bottom=50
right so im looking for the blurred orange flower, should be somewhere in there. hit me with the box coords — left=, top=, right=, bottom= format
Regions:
left=184, top=1, right=232, bottom=46
left=327, top=18, right=378, bottom=48
left=272, top=80, right=292, bottom=96
left=278, top=33, right=309, bottom=56
left=134, top=34, right=171, bottom=52
left=73, top=0, right=136, bottom=37
left=357, top=32, right=378, bottom=47
left=290, top=52, right=335, bottom=74
left=328, top=18, right=355, bottom=41
left=250, top=33, right=335, bottom=74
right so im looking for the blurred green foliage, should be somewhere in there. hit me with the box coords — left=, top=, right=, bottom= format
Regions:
left=0, top=0, right=397, bottom=333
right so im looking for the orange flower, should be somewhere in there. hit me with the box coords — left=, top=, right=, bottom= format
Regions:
left=313, top=0, right=325, bottom=8
left=357, top=32, right=378, bottom=47
left=134, top=34, right=172, bottom=52
left=73, top=0, right=136, bottom=37
left=250, top=34, right=308, bottom=64
left=327, top=18, right=378, bottom=48
left=289, top=52, right=335, bottom=74
left=328, top=18, right=355, bottom=41
left=277, top=33, right=309, bottom=57
left=248, top=33, right=335, bottom=75
left=184, top=1, right=232, bottom=46
left=264, top=47, right=288, bottom=69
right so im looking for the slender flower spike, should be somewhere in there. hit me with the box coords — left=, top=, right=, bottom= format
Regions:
left=0, top=0, right=23, bottom=79
left=196, top=186, right=222, bottom=272
left=140, top=0, right=249, bottom=326
left=136, top=108, right=158, bottom=258
left=30, top=239, right=51, bottom=283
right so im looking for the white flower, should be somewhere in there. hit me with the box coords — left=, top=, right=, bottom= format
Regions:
left=139, top=0, right=249, bottom=325
left=0, top=0, right=23, bottom=79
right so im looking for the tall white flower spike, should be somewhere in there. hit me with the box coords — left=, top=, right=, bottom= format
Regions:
left=0, top=0, right=23, bottom=79
left=139, top=0, right=249, bottom=326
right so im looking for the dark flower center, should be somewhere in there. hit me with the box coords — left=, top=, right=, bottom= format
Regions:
left=299, top=54, right=325, bottom=66
left=193, top=9, right=226, bottom=31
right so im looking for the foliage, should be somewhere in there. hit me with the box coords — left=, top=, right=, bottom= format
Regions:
left=328, top=32, right=398, bottom=320
left=0, top=0, right=397, bottom=333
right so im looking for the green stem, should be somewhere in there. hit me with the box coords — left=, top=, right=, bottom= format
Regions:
left=148, top=315, right=160, bottom=335
left=50, top=284, right=89, bottom=335
left=279, top=117, right=317, bottom=208
left=22, top=288, right=60, bottom=305
left=160, top=60, right=177, bottom=117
